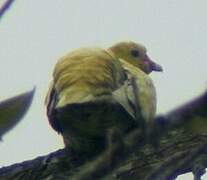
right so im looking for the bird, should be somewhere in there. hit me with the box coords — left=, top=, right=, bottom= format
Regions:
left=45, top=41, right=163, bottom=154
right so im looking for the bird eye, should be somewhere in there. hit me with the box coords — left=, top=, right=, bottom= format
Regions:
left=131, top=50, right=139, bottom=57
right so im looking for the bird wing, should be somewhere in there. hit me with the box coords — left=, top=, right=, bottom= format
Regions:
left=113, top=59, right=157, bottom=122
left=49, top=48, right=125, bottom=107
left=46, top=48, right=156, bottom=132
left=45, top=48, right=127, bottom=131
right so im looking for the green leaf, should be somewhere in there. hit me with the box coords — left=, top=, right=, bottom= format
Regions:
left=0, top=88, right=35, bottom=139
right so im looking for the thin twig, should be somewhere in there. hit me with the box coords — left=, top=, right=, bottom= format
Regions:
left=0, top=0, right=16, bottom=20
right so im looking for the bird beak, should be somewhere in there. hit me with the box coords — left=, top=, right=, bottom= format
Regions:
left=144, top=55, right=163, bottom=73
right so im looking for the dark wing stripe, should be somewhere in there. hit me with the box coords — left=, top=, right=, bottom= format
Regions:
left=47, top=88, right=63, bottom=133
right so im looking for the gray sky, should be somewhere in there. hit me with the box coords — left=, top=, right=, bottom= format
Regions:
left=0, top=0, right=207, bottom=179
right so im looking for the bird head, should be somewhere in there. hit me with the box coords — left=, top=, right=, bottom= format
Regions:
left=108, top=41, right=163, bottom=74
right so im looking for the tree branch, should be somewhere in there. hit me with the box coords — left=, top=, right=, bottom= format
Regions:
left=0, top=0, right=16, bottom=21
left=0, top=90, right=207, bottom=179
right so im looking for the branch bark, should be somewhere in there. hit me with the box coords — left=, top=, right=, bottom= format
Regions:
left=0, top=91, right=207, bottom=180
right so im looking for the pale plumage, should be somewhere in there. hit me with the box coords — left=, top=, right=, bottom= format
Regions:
left=52, top=48, right=124, bottom=107
left=46, top=41, right=162, bottom=153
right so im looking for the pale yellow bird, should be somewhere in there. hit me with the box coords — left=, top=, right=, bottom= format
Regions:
left=46, top=41, right=163, bottom=153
